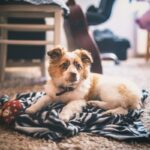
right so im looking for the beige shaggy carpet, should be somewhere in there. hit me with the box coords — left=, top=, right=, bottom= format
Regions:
left=0, top=58, right=150, bottom=150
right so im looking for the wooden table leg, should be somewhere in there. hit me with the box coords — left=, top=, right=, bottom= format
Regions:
left=146, top=32, right=150, bottom=61
left=0, top=17, right=7, bottom=82
left=54, top=9, right=62, bottom=46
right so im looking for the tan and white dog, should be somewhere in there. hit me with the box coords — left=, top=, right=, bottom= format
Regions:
left=26, top=47, right=142, bottom=122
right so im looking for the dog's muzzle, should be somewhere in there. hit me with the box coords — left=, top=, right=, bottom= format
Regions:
left=69, top=72, right=77, bottom=82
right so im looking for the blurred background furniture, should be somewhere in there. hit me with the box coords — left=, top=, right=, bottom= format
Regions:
left=86, top=0, right=130, bottom=64
left=64, top=0, right=103, bottom=73
left=0, top=3, right=62, bottom=82
left=136, top=8, right=150, bottom=61
left=146, top=32, right=150, bottom=60
left=93, top=29, right=130, bottom=61
left=86, top=0, right=115, bottom=26
left=65, top=0, right=131, bottom=68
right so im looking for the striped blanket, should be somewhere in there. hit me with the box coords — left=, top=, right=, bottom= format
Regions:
left=0, top=90, right=150, bottom=141
left=1, top=90, right=150, bottom=141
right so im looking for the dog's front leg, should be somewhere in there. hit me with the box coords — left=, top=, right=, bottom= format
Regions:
left=59, top=100, right=86, bottom=122
left=25, top=95, right=51, bottom=114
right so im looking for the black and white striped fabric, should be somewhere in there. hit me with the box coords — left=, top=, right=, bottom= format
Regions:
left=14, top=90, right=150, bottom=141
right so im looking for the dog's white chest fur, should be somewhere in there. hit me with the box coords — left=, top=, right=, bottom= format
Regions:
left=45, top=77, right=91, bottom=103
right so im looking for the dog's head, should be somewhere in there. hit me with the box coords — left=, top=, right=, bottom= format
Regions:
left=47, top=46, right=93, bottom=88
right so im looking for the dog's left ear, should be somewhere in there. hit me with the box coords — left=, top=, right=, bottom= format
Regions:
left=75, top=49, right=93, bottom=64
left=47, top=47, right=65, bottom=60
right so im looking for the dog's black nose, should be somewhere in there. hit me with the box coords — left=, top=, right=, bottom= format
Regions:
left=70, top=72, right=77, bottom=82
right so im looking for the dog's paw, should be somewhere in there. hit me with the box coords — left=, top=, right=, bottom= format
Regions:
left=101, top=108, right=128, bottom=116
left=101, top=110, right=112, bottom=116
left=59, top=111, right=72, bottom=122
left=25, top=107, right=36, bottom=114
left=87, top=101, right=99, bottom=107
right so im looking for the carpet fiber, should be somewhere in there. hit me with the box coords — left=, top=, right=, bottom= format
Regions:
left=0, top=58, right=150, bottom=150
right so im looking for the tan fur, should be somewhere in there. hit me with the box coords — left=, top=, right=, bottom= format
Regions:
left=85, top=74, right=99, bottom=100
left=117, top=84, right=141, bottom=109
left=26, top=47, right=142, bottom=122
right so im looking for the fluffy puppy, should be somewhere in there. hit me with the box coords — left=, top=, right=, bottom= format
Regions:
left=26, top=47, right=142, bottom=122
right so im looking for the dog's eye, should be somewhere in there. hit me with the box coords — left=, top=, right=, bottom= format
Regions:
left=75, top=63, right=82, bottom=70
left=60, top=62, right=69, bottom=70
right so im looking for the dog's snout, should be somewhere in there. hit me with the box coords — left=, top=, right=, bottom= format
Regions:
left=70, top=72, right=76, bottom=78
left=70, top=72, right=77, bottom=82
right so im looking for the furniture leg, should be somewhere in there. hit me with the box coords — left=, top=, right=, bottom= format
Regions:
left=54, top=9, right=62, bottom=46
left=146, top=32, right=150, bottom=61
left=0, top=17, right=7, bottom=82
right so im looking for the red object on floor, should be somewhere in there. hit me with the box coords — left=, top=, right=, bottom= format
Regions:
left=1, top=100, right=23, bottom=124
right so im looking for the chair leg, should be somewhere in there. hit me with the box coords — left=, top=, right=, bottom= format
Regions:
left=146, top=32, right=150, bottom=61
left=0, top=49, right=6, bottom=82
left=0, top=45, right=7, bottom=82
left=40, top=59, right=46, bottom=77
left=0, top=17, right=7, bottom=82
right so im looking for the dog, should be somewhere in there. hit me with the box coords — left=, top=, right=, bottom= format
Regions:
left=26, top=47, right=142, bottom=122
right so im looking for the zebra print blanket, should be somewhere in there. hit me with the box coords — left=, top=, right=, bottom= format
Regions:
left=10, top=90, right=150, bottom=141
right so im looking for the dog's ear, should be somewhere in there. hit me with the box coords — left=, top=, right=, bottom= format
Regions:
left=75, top=49, right=93, bottom=64
left=47, top=47, right=64, bottom=60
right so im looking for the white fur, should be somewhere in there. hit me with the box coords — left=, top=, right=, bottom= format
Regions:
left=91, top=75, right=142, bottom=110
left=45, top=76, right=91, bottom=103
